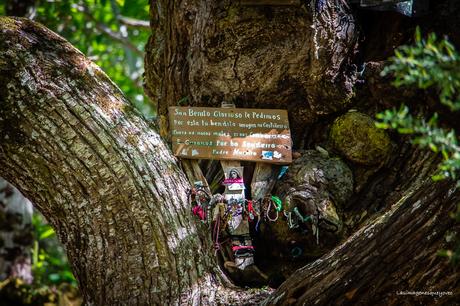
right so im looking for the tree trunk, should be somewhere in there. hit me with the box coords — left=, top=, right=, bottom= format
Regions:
left=1, top=4, right=460, bottom=305
left=263, top=154, right=460, bottom=305
left=0, top=178, right=33, bottom=284
left=1, top=0, right=37, bottom=288
left=0, top=17, right=223, bottom=305
left=145, top=0, right=359, bottom=143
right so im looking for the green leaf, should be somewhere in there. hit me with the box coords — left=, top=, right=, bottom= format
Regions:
left=62, top=270, right=76, bottom=281
left=437, top=249, right=451, bottom=258
left=429, top=143, right=438, bottom=152
left=442, top=150, right=450, bottom=160
left=397, top=127, right=414, bottom=134
left=48, top=273, right=61, bottom=283
left=374, top=122, right=389, bottom=129
left=39, top=228, right=55, bottom=240
left=415, top=27, right=421, bottom=42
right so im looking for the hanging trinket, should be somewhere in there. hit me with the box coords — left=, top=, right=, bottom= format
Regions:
left=189, top=185, right=211, bottom=222
left=265, top=197, right=279, bottom=222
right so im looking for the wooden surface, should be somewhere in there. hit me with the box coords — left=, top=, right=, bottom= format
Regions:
left=169, top=106, right=292, bottom=164
left=181, top=159, right=211, bottom=194
left=251, top=163, right=279, bottom=200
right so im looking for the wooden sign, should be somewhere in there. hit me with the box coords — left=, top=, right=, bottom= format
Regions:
left=169, top=106, right=292, bottom=164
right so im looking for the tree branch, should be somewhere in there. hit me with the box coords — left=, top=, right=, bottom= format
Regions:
left=76, top=4, right=144, bottom=56
left=0, top=17, right=219, bottom=305
left=118, top=15, right=150, bottom=29
left=264, top=170, right=460, bottom=305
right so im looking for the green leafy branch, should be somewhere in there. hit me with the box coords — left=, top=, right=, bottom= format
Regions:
left=382, top=28, right=460, bottom=111
left=30, top=0, right=154, bottom=116
left=377, top=29, right=460, bottom=264
left=378, top=28, right=460, bottom=182
left=376, top=106, right=460, bottom=182
left=32, top=214, right=77, bottom=286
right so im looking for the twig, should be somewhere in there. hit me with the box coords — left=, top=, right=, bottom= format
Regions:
left=75, top=4, right=143, bottom=57
left=118, top=16, right=150, bottom=29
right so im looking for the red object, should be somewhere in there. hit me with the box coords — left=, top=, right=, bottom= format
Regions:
left=232, top=245, right=255, bottom=252
left=247, top=200, right=255, bottom=221
left=192, top=205, right=206, bottom=220
left=248, top=200, right=254, bottom=212
left=223, top=178, right=244, bottom=184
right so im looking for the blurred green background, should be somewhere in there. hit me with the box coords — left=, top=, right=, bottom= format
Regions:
left=1, top=0, right=154, bottom=117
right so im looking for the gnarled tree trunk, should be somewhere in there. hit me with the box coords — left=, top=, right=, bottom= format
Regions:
left=0, top=17, right=222, bottom=305
left=145, top=0, right=359, bottom=142
left=264, top=151, right=460, bottom=305
left=1, top=0, right=460, bottom=304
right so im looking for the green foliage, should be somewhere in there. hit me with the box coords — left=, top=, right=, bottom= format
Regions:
left=376, top=106, right=460, bottom=182
left=0, top=278, right=81, bottom=305
left=377, top=29, right=460, bottom=264
left=378, top=29, right=460, bottom=182
left=382, top=28, right=460, bottom=111
left=1, top=0, right=154, bottom=117
left=32, top=213, right=77, bottom=287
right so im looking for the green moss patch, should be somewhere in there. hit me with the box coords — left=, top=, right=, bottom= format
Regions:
left=330, top=111, right=392, bottom=166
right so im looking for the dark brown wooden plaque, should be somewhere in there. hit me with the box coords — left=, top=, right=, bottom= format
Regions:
left=169, top=107, right=292, bottom=164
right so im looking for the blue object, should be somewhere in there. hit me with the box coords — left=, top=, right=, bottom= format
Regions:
left=291, top=247, right=303, bottom=258
left=350, top=0, right=429, bottom=17
left=278, top=166, right=289, bottom=179
left=315, top=0, right=326, bottom=13
left=394, top=0, right=429, bottom=17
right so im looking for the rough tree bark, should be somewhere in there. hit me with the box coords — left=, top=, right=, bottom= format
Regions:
left=145, top=0, right=359, bottom=142
left=263, top=150, right=460, bottom=305
left=1, top=0, right=36, bottom=289
left=0, top=17, right=225, bottom=305
left=143, top=0, right=459, bottom=304
left=0, top=2, right=459, bottom=305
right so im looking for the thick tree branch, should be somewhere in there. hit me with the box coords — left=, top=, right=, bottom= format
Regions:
left=0, top=17, right=218, bottom=305
left=264, top=158, right=460, bottom=305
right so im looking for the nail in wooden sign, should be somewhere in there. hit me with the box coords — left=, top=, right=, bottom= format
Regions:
left=169, top=106, right=292, bottom=164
